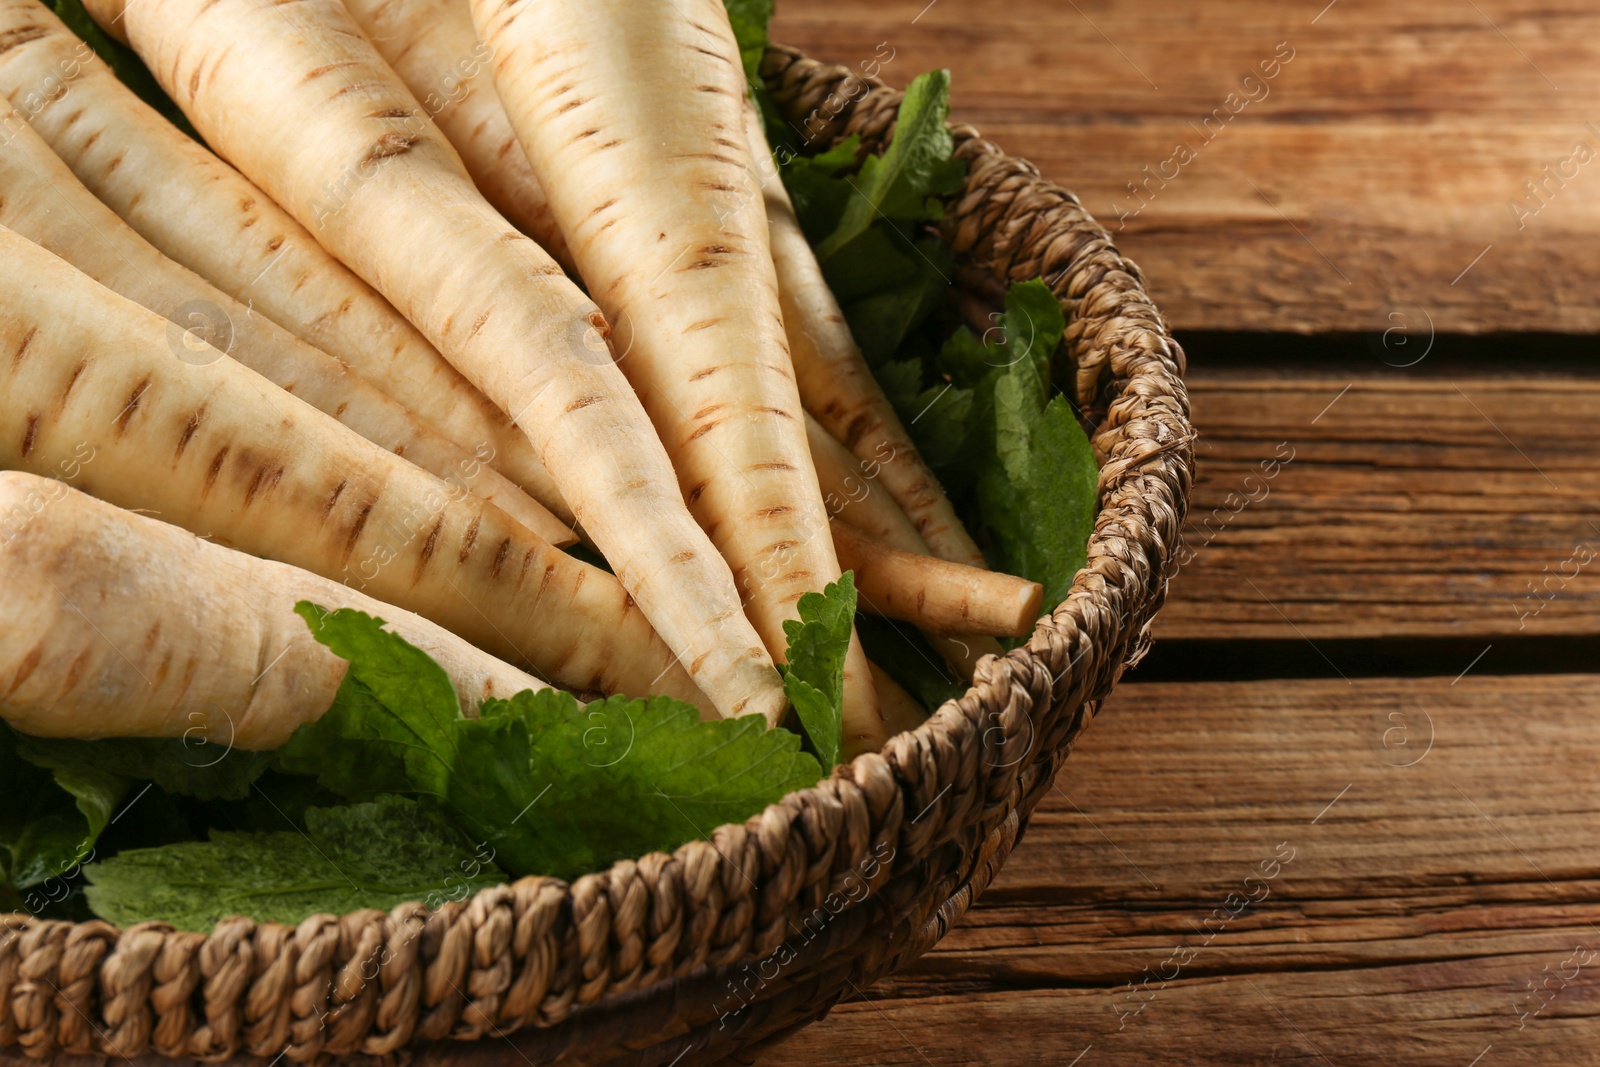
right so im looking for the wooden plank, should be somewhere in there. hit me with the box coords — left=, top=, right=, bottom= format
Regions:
left=772, top=0, right=1600, bottom=333
left=1156, top=370, right=1600, bottom=640
left=752, top=673, right=1600, bottom=1064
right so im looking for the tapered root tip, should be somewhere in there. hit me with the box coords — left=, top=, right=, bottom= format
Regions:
left=1010, top=581, right=1046, bottom=637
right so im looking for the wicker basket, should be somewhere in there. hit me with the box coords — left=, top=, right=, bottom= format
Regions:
left=0, top=43, right=1193, bottom=1067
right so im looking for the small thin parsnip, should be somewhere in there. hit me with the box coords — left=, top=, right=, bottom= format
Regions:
left=742, top=101, right=987, bottom=570
left=831, top=520, right=1043, bottom=638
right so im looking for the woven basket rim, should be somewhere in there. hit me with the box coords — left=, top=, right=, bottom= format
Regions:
left=0, top=39, right=1194, bottom=1066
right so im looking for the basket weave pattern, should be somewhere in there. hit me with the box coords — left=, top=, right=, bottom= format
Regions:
left=0, top=44, right=1193, bottom=1067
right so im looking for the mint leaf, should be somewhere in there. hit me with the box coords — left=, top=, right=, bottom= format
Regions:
left=782, top=137, right=863, bottom=242
left=875, top=279, right=1096, bottom=620
left=855, top=615, right=968, bottom=713
left=970, top=282, right=1093, bottom=610
left=839, top=236, right=954, bottom=365
left=779, top=573, right=857, bottom=769
left=13, top=735, right=271, bottom=801
left=277, top=673, right=423, bottom=799
left=449, top=691, right=822, bottom=880
left=775, top=79, right=963, bottom=369
left=281, top=608, right=823, bottom=882
left=979, top=395, right=1097, bottom=612
left=295, top=603, right=462, bottom=734
left=278, top=604, right=459, bottom=797
left=988, top=277, right=1067, bottom=388
left=1, top=723, right=126, bottom=895
left=814, top=70, right=965, bottom=262
left=84, top=796, right=505, bottom=932
left=722, top=0, right=774, bottom=89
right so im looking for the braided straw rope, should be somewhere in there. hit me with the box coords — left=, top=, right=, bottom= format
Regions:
left=0, top=43, right=1193, bottom=1067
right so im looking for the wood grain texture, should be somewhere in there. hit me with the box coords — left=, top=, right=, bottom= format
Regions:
left=752, top=674, right=1600, bottom=1064
left=1157, top=369, right=1600, bottom=639
left=772, top=0, right=1600, bottom=332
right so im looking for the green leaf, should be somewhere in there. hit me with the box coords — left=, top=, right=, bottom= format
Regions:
left=13, top=735, right=272, bottom=801
left=819, top=225, right=921, bottom=303
left=978, top=395, right=1097, bottom=614
left=83, top=796, right=505, bottom=932
left=904, top=379, right=982, bottom=486
left=278, top=604, right=459, bottom=797
left=48, top=0, right=200, bottom=141
left=452, top=691, right=823, bottom=880
left=0, top=724, right=127, bottom=895
left=781, top=137, right=863, bottom=242
left=968, top=282, right=1093, bottom=612
left=814, top=70, right=966, bottom=262
left=937, top=323, right=998, bottom=388
left=200, top=773, right=346, bottom=836
left=721, top=0, right=774, bottom=89
left=278, top=609, right=822, bottom=884
left=868, top=278, right=1095, bottom=618
left=874, top=358, right=926, bottom=415
left=855, top=615, right=968, bottom=713
left=991, top=277, right=1068, bottom=388
left=839, top=236, right=954, bottom=365
left=779, top=574, right=857, bottom=769
left=295, top=603, right=462, bottom=735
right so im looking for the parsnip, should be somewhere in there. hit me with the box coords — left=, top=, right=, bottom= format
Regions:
left=744, top=103, right=987, bottom=570
left=0, top=114, right=575, bottom=548
left=808, top=413, right=1005, bottom=678
left=870, top=663, right=928, bottom=738
left=810, top=415, right=1041, bottom=635
left=340, top=0, right=571, bottom=269
left=0, top=473, right=552, bottom=750
left=84, top=0, right=784, bottom=724
left=0, top=227, right=704, bottom=710
left=807, top=411, right=928, bottom=555
left=832, top=521, right=1043, bottom=637
left=474, top=0, right=882, bottom=748
left=0, top=0, right=572, bottom=526
left=337, top=0, right=944, bottom=575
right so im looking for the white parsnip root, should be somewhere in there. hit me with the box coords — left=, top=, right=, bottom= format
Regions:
left=869, top=663, right=929, bottom=738
left=743, top=103, right=988, bottom=570
left=84, top=0, right=785, bottom=724
left=831, top=520, right=1043, bottom=637
left=0, top=226, right=704, bottom=709
left=0, top=114, right=575, bottom=548
left=808, top=411, right=1006, bottom=679
left=340, top=0, right=572, bottom=269
left=0, top=472, right=551, bottom=750
left=0, top=0, right=572, bottom=525
left=475, top=0, right=884, bottom=750
left=807, top=411, right=928, bottom=555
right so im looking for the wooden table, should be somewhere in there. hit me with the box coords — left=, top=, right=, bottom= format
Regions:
left=754, top=1, right=1600, bottom=1062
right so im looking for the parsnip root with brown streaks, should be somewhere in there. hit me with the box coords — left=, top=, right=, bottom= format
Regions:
left=83, top=0, right=784, bottom=724
left=475, top=0, right=884, bottom=751
left=0, top=226, right=704, bottom=709
left=0, top=114, right=575, bottom=548
left=0, top=0, right=572, bottom=525
left=0, top=473, right=553, bottom=750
